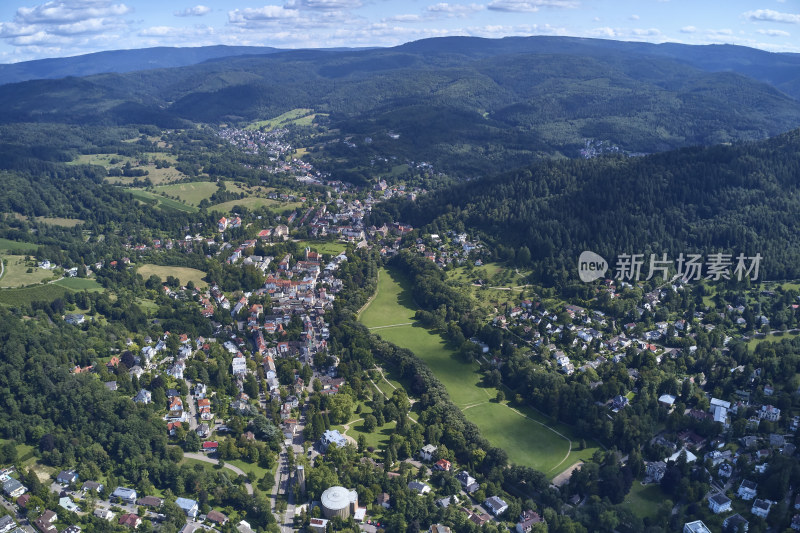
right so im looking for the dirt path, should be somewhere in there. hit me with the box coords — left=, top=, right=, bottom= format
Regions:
left=356, top=269, right=379, bottom=320
left=368, top=322, right=413, bottom=330
left=552, top=461, right=583, bottom=487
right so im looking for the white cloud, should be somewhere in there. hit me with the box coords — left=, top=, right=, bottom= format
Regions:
left=629, top=14, right=639, bottom=21
left=228, top=6, right=300, bottom=27
left=426, top=3, right=484, bottom=17
left=284, top=0, right=362, bottom=10
left=757, top=28, right=790, bottom=36
left=15, top=1, right=131, bottom=25
left=0, top=0, right=133, bottom=55
left=680, top=25, right=696, bottom=33
left=487, top=0, right=578, bottom=13
left=705, top=28, right=733, bottom=37
left=174, top=5, right=211, bottom=17
left=743, top=9, right=800, bottom=24
left=631, top=28, right=661, bottom=37
left=383, top=14, right=422, bottom=23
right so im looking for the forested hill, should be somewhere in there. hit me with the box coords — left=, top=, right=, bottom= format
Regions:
left=0, top=45, right=282, bottom=85
left=2, top=37, right=800, bottom=167
left=369, top=128, right=800, bottom=283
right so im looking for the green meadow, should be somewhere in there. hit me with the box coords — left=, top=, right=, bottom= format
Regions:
left=360, top=268, right=600, bottom=477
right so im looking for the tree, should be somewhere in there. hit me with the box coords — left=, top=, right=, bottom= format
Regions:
left=495, top=390, right=505, bottom=403
left=363, top=415, right=377, bottom=433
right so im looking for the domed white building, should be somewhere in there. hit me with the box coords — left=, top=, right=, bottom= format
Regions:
left=320, top=486, right=358, bottom=519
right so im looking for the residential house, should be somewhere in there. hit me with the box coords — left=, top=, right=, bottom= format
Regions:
left=456, top=471, right=479, bottom=493
left=94, top=509, right=114, bottom=521
left=708, top=492, right=732, bottom=514
left=59, top=496, right=79, bottom=513
left=436, top=496, right=458, bottom=508
left=320, top=429, right=347, bottom=451
left=133, top=389, right=151, bottom=404
left=723, top=514, right=749, bottom=532
left=516, top=510, right=544, bottom=533
left=33, top=511, right=57, bottom=533
left=118, top=514, right=141, bottom=529
left=645, top=461, right=667, bottom=483
left=420, top=444, right=437, bottom=462
left=112, top=487, right=138, bottom=504
left=738, top=480, right=757, bottom=501
left=0, top=516, right=16, bottom=533
left=309, top=518, right=329, bottom=533
left=751, top=499, right=771, bottom=519
left=430, top=525, right=452, bottom=533
left=81, top=481, right=103, bottom=493
left=760, top=405, right=781, bottom=421
left=683, top=521, right=712, bottom=533
left=434, top=459, right=451, bottom=472
left=408, top=481, right=431, bottom=494
left=175, top=497, right=199, bottom=518
left=137, top=496, right=162, bottom=508
left=484, top=496, right=508, bottom=516
left=376, top=493, right=391, bottom=509
left=2, top=478, right=26, bottom=498
left=206, top=511, right=228, bottom=525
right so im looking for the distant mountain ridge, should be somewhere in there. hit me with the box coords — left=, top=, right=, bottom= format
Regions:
left=0, top=45, right=282, bottom=85
left=3, top=36, right=800, bottom=173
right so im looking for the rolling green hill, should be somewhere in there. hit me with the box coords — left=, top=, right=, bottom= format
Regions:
left=371, top=127, right=800, bottom=281
left=2, top=37, right=800, bottom=173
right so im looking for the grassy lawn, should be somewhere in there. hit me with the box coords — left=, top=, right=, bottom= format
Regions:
left=0, top=239, right=37, bottom=253
left=35, top=217, right=83, bottom=228
left=746, top=331, right=800, bottom=350
left=53, top=278, right=104, bottom=292
left=210, top=197, right=301, bottom=213
left=138, top=264, right=207, bottom=288
left=222, top=182, right=275, bottom=196
left=226, top=459, right=270, bottom=480
left=246, top=108, right=323, bottom=131
left=127, top=189, right=198, bottom=213
left=295, top=240, right=348, bottom=256
left=360, top=268, right=599, bottom=477
left=620, top=482, right=664, bottom=519
left=359, top=268, right=417, bottom=327
left=155, top=182, right=218, bottom=206
left=0, top=256, right=57, bottom=288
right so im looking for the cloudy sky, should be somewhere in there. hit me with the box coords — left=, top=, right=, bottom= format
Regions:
left=0, top=0, right=799, bottom=63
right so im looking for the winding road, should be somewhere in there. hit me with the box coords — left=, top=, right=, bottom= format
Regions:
left=183, top=453, right=254, bottom=495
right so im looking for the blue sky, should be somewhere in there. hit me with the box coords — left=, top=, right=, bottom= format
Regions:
left=1, top=0, right=799, bottom=63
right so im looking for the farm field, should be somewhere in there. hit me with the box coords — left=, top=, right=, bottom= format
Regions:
left=155, top=181, right=218, bottom=206
left=0, top=255, right=57, bottom=287
left=0, top=284, right=70, bottom=306
left=360, top=268, right=600, bottom=477
left=138, top=264, right=208, bottom=288
left=127, top=189, right=198, bottom=213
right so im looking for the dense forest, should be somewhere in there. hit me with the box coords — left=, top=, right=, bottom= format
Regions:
left=371, top=128, right=800, bottom=283
left=2, top=38, right=800, bottom=178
